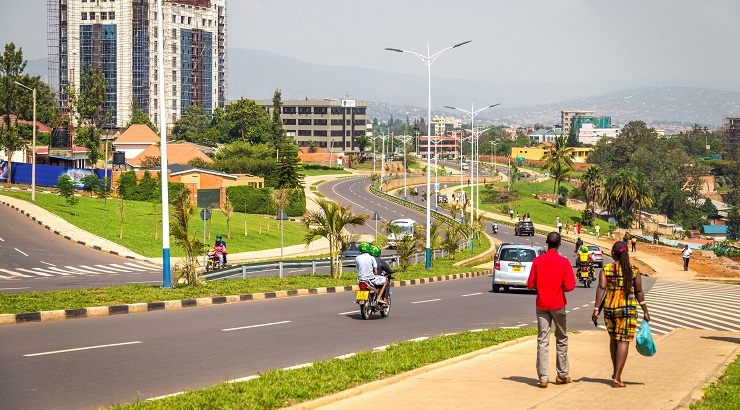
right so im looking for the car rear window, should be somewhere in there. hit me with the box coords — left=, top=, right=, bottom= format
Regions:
left=500, top=248, right=537, bottom=262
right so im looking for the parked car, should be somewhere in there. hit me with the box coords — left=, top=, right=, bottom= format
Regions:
left=438, top=194, right=448, bottom=203
left=492, top=243, right=545, bottom=292
left=514, top=220, right=535, bottom=236
left=587, top=245, right=604, bottom=267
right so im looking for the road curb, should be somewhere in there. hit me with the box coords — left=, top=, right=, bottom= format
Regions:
left=0, top=270, right=491, bottom=326
left=0, top=197, right=143, bottom=261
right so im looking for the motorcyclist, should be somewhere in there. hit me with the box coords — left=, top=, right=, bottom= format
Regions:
left=574, top=237, right=583, bottom=254
left=356, top=242, right=387, bottom=305
left=492, top=221, right=498, bottom=234
left=576, top=245, right=593, bottom=278
left=214, top=234, right=227, bottom=266
left=370, top=245, right=393, bottom=301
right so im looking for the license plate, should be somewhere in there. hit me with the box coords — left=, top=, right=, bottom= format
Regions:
left=512, top=266, right=522, bottom=272
left=580, top=272, right=589, bottom=278
left=355, top=291, right=369, bottom=301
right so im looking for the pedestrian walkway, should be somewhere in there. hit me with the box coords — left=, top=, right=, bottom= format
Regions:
left=291, top=329, right=740, bottom=410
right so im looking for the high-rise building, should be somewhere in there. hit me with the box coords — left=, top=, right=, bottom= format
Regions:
left=560, top=110, right=594, bottom=135
left=48, top=0, right=227, bottom=130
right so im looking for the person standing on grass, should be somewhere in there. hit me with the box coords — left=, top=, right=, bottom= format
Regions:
left=682, top=244, right=693, bottom=271
left=527, top=232, right=576, bottom=388
left=592, top=241, right=650, bottom=388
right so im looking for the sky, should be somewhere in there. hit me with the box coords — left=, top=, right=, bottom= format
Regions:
left=2, top=0, right=739, bottom=103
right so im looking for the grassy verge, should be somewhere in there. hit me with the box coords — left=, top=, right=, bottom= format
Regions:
left=0, top=191, right=307, bottom=257
left=303, top=168, right=351, bottom=176
left=111, top=328, right=535, bottom=409
left=309, top=180, right=326, bottom=198
left=689, top=354, right=740, bottom=410
left=0, top=240, right=490, bottom=314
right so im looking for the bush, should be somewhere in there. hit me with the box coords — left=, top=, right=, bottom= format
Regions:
left=226, top=186, right=306, bottom=216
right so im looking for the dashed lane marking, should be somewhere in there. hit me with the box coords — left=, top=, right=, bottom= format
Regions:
left=14, top=248, right=28, bottom=256
left=24, top=341, right=143, bottom=357
left=221, top=320, right=292, bottom=332
left=412, top=299, right=442, bottom=304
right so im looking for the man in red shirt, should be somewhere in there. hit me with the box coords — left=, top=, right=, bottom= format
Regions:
left=527, top=232, right=576, bottom=388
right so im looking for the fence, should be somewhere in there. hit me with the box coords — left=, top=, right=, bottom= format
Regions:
left=2, top=161, right=111, bottom=188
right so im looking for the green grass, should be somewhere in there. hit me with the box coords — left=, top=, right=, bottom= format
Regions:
left=690, top=354, right=740, bottom=409
left=303, top=168, right=351, bottom=176
left=0, top=235, right=490, bottom=314
left=0, top=191, right=307, bottom=257
left=110, top=328, right=535, bottom=409
left=309, top=180, right=326, bottom=198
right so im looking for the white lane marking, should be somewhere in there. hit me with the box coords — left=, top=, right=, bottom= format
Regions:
left=221, top=320, right=291, bottom=332
left=124, top=262, right=160, bottom=271
left=334, top=353, right=356, bottom=359
left=102, top=264, right=140, bottom=272
left=572, top=307, right=580, bottom=310
left=581, top=304, right=590, bottom=308
left=35, top=267, right=72, bottom=276
left=40, top=261, right=55, bottom=266
left=0, top=237, right=4, bottom=241
left=373, top=345, right=388, bottom=351
left=64, top=266, right=102, bottom=275
left=412, top=299, right=441, bottom=304
left=129, top=280, right=163, bottom=284
left=24, top=341, right=143, bottom=357
left=16, top=268, right=53, bottom=277
left=14, top=248, right=28, bottom=256
left=284, top=363, right=312, bottom=371
left=226, top=375, right=259, bottom=384
left=0, top=287, right=30, bottom=290
left=0, top=269, right=32, bottom=278
left=338, top=310, right=357, bottom=315
left=79, top=265, right=117, bottom=273
left=407, top=337, right=429, bottom=342
left=462, top=292, right=483, bottom=297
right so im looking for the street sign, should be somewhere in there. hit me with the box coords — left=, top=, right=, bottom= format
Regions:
left=200, top=208, right=211, bottom=221
left=515, top=157, right=525, bottom=162
left=434, top=182, right=440, bottom=192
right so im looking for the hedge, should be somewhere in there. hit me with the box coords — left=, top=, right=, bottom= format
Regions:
left=226, top=186, right=306, bottom=217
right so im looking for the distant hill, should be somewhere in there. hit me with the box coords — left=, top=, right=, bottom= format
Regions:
left=26, top=49, right=740, bottom=130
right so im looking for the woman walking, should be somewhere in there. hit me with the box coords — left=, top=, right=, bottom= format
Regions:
left=592, top=241, right=650, bottom=387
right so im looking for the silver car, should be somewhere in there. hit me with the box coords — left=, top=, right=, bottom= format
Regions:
left=587, top=245, right=604, bottom=268
left=492, top=244, right=545, bottom=292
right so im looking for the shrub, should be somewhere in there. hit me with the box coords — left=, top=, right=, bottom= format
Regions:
left=226, top=186, right=306, bottom=216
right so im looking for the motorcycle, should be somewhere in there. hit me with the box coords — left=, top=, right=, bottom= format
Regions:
left=492, top=223, right=498, bottom=234
left=355, top=272, right=394, bottom=320
left=205, top=249, right=224, bottom=272
left=576, top=261, right=594, bottom=287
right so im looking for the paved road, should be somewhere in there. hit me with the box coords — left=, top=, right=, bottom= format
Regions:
left=0, top=205, right=162, bottom=292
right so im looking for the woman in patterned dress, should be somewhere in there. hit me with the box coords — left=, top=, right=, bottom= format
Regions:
left=592, top=241, right=650, bottom=387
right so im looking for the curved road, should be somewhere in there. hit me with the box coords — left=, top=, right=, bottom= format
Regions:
left=0, top=205, right=162, bottom=292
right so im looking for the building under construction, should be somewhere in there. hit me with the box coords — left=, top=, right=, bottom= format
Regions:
left=47, top=0, right=227, bottom=130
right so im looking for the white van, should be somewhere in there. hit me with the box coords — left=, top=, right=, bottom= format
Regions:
left=386, top=218, right=417, bottom=248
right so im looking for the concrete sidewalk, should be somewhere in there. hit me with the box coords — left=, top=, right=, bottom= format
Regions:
left=291, top=329, right=740, bottom=410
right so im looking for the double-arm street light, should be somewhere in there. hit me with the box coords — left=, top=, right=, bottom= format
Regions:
left=444, top=103, right=500, bottom=252
left=14, top=81, right=36, bottom=201
left=386, top=40, right=471, bottom=269
left=375, top=133, right=390, bottom=191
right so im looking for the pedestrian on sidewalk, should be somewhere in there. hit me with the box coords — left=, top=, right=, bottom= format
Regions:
left=509, top=208, right=514, bottom=219
left=682, top=244, right=693, bottom=271
left=527, top=232, right=576, bottom=388
left=631, top=236, right=637, bottom=252
left=592, top=241, right=650, bottom=388
left=556, top=216, right=562, bottom=234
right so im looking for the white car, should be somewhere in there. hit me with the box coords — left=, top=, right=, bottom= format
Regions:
left=462, top=163, right=470, bottom=171
left=492, top=243, right=545, bottom=292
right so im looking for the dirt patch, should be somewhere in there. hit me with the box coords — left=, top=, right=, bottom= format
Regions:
left=638, top=244, right=740, bottom=279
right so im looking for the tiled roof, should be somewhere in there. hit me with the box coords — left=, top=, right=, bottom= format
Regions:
left=115, top=124, right=160, bottom=144
left=127, top=142, right=213, bottom=167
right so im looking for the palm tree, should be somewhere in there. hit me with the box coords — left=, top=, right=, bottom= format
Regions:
left=303, top=198, right=367, bottom=279
left=441, top=221, right=470, bottom=260
left=634, top=171, right=654, bottom=227
left=541, top=135, right=575, bottom=208
left=170, top=187, right=204, bottom=286
left=270, top=188, right=291, bottom=228
left=601, top=169, right=639, bottom=228
left=581, top=165, right=605, bottom=223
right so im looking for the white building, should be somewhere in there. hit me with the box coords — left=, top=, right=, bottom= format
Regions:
left=48, top=0, right=227, bottom=130
left=578, top=123, right=619, bottom=145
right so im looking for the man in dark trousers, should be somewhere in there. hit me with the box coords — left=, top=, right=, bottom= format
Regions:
left=527, top=232, right=576, bottom=388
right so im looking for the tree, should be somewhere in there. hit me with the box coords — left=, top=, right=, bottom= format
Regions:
left=302, top=199, right=367, bottom=279
left=394, top=234, right=417, bottom=272
left=170, top=105, right=210, bottom=144
left=224, top=97, right=271, bottom=144
left=354, top=135, right=370, bottom=154
left=68, top=65, right=109, bottom=168
left=81, top=174, right=99, bottom=197
left=273, top=138, right=304, bottom=189
left=0, top=43, right=26, bottom=128
left=56, top=174, right=78, bottom=208
left=601, top=169, right=639, bottom=228
left=269, top=89, right=285, bottom=149
left=541, top=135, right=575, bottom=208
left=581, top=165, right=605, bottom=213
left=702, top=198, right=719, bottom=221
left=441, top=221, right=469, bottom=260
left=170, top=187, right=203, bottom=286
left=0, top=125, right=25, bottom=183
left=127, top=106, right=158, bottom=134
left=222, top=197, right=234, bottom=239
left=727, top=206, right=740, bottom=241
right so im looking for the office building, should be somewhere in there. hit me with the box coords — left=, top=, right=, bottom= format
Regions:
left=561, top=110, right=594, bottom=134
left=48, top=0, right=227, bottom=130
left=255, top=98, right=368, bottom=153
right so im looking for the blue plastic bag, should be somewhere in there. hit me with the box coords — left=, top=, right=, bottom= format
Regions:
left=635, top=320, right=656, bottom=356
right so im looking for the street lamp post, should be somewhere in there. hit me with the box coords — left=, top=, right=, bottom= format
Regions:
left=398, top=135, right=413, bottom=201
left=376, top=133, right=389, bottom=191
left=156, top=0, right=171, bottom=287
left=372, top=211, right=381, bottom=244
left=387, top=40, right=471, bottom=269
left=429, top=137, right=444, bottom=212
left=14, top=81, right=36, bottom=201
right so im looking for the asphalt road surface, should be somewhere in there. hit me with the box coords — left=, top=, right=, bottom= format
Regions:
left=0, top=205, right=162, bottom=293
